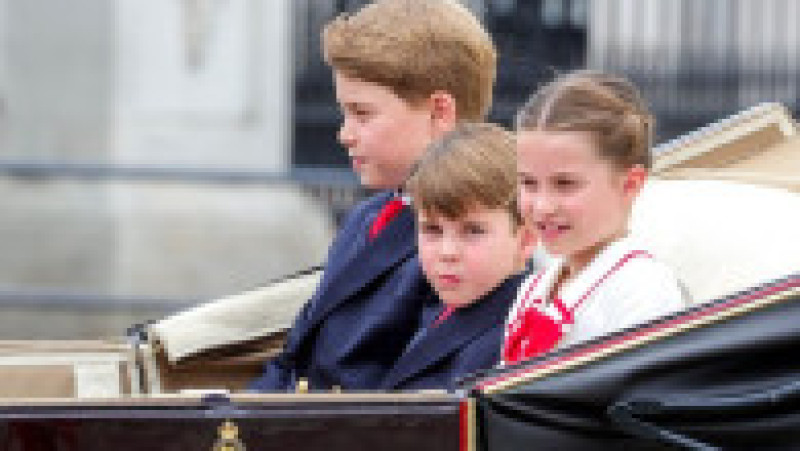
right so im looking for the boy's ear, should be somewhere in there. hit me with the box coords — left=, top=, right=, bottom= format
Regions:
left=517, top=222, right=539, bottom=263
left=623, top=165, right=648, bottom=199
left=428, top=90, right=457, bottom=134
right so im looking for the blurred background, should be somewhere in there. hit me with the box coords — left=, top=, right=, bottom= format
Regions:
left=0, top=0, right=798, bottom=339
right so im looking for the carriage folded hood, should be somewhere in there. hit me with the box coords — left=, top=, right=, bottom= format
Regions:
left=467, top=274, right=800, bottom=450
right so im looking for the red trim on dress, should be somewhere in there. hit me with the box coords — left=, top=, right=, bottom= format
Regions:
left=503, top=250, right=652, bottom=364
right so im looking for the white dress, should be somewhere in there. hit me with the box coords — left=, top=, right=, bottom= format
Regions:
left=503, top=235, right=688, bottom=364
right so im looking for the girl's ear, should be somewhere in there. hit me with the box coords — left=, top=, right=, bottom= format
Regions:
left=428, top=90, right=457, bottom=134
left=622, top=165, right=648, bottom=199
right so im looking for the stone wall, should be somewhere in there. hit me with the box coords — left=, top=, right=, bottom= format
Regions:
left=0, top=0, right=337, bottom=339
left=0, top=177, right=335, bottom=339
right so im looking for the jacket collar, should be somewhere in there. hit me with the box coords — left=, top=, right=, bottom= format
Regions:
left=309, top=195, right=417, bottom=327
left=381, top=273, right=523, bottom=389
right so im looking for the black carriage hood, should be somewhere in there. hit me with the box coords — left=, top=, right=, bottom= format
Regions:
left=463, top=274, right=800, bottom=451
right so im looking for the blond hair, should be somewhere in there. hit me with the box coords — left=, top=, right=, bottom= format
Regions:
left=516, top=71, right=654, bottom=169
left=406, top=123, right=521, bottom=225
left=323, top=0, right=496, bottom=122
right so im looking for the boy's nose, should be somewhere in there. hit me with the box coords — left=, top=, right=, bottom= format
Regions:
left=439, top=236, right=462, bottom=259
left=532, top=194, right=558, bottom=217
left=338, top=119, right=356, bottom=148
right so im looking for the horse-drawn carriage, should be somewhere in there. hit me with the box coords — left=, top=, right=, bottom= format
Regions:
left=1, top=104, right=799, bottom=450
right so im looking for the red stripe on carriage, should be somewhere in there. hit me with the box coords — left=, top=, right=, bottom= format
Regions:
left=477, top=276, right=800, bottom=392
left=459, top=399, right=471, bottom=451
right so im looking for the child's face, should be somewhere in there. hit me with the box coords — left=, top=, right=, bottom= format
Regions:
left=416, top=205, right=529, bottom=308
left=517, top=131, right=644, bottom=271
left=334, top=72, right=438, bottom=189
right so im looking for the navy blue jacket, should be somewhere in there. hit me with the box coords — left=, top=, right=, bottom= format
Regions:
left=250, top=192, right=430, bottom=391
left=379, top=273, right=524, bottom=391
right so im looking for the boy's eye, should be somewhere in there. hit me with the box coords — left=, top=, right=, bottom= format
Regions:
left=554, top=176, right=580, bottom=191
left=341, top=104, right=374, bottom=121
left=463, top=223, right=486, bottom=235
left=518, top=175, right=538, bottom=190
left=349, top=106, right=373, bottom=120
left=419, top=222, right=443, bottom=235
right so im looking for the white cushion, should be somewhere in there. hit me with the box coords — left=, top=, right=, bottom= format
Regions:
left=630, top=179, right=800, bottom=304
left=150, top=269, right=322, bottom=362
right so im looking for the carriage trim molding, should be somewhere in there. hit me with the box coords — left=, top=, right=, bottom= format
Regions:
left=475, top=274, right=800, bottom=394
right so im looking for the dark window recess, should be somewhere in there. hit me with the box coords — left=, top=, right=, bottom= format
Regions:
left=487, top=0, right=587, bottom=127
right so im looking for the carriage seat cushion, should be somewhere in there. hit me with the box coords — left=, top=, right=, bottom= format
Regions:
left=150, top=269, right=323, bottom=363
left=629, top=179, right=800, bottom=304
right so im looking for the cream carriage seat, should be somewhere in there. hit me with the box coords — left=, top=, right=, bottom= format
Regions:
left=150, top=268, right=322, bottom=363
left=136, top=269, right=322, bottom=393
left=630, top=179, right=800, bottom=305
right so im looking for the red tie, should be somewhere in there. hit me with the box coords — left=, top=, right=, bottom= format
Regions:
left=369, top=198, right=405, bottom=240
left=432, top=306, right=456, bottom=327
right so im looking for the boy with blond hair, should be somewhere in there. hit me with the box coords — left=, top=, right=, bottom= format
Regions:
left=251, top=0, right=497, bottom=391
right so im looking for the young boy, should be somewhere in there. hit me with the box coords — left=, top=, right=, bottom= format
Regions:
left=380, top=123, right=533, bottom=391
left=250, top=0, right=497, bottom=391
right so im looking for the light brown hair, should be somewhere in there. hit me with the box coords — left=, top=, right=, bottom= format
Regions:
left=406, top=122, right=521, bottom=225
left=516, top=71, right=654, bottom=169
left=323, top=0, right=497, bottom=122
